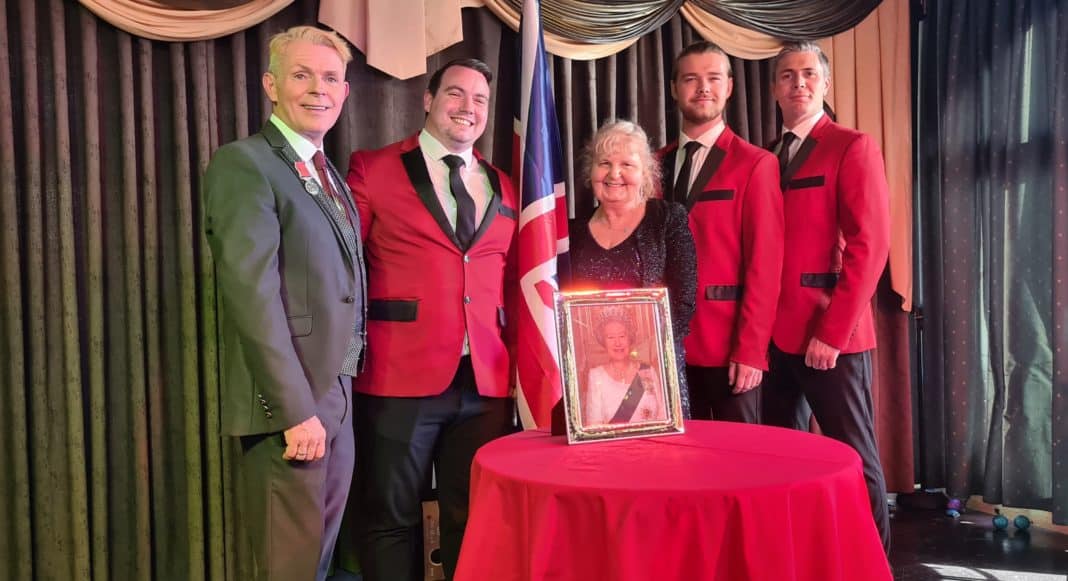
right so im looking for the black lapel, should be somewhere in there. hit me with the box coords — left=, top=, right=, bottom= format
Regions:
left=472, top=158, right=503, bottom=248
left=781, top=136, right=818, bottom=190
left=660, top=144, right=678, bottom=204
left=400, top=147, right=464, bottom=249
left=685, top=145, right=726, bottom=212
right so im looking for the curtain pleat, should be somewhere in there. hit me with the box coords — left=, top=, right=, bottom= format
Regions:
left=78, top=8, right=110, bottom=581
left=1052, top=0, right=1068, bottom=522
left=50, top=0, right=94, bottom=578
left=140, top=37, right=166, bottom=578
left=117, top=31, right=151, bottom=580
left=193, top=40, right=229, bottom=581
left=0, top=0, right=32, bottom=578
left=22, top=0, right=88, bottom=578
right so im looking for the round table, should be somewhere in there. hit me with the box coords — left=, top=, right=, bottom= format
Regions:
left=454, top=420, right=891, bottom=581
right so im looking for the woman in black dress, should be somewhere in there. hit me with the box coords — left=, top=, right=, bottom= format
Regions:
left=569, top=120, right=697, bottom=417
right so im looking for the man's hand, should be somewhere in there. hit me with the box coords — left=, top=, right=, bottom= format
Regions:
left=282, top=415, right=326, bottom=462
left=804, top=337, right=840, bottom=371
left=728, top=361, right=763, bottom=394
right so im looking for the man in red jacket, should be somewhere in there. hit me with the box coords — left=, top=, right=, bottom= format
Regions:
left=762, top=41, right=891, bottom=551
left=346, top=58, right=517, bottom=580
left=659, top=41, right=783, bottom=423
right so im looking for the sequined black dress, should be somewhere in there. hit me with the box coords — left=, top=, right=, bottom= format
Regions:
left=568, top=198, right=697, bottom=417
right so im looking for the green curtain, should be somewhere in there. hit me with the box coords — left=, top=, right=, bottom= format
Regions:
left=915, top=0, right=1068, bottom=521
left=0, top=1, right=329, bottom=578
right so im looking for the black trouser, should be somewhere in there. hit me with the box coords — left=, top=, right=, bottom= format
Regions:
left=761, top=346, right=890, bottom=553
left=238, top=376, right=354, bottom=581
left=685, top=364, right=761, bottom=423
left=353, top=356, right=514, bottom=581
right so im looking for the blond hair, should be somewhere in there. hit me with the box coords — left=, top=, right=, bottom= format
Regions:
left=267, top=26, right=352, bottom=76
left=580, top=120, right=661, bottom=201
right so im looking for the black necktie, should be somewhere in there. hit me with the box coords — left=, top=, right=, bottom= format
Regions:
left=778, top=132, right=798, bottom=174
left=442, top=155, right=477, bottom=249
left=673, top=141, right=702, bottom=202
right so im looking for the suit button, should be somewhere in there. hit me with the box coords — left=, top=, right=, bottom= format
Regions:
left=464, top=296, right=471, bottom=304
left=343, top=296, right=355, bottom=304
left=262, top=404, right=270, bottom=411
left=463, top=254, right=470, bottom=263
left=265, top=411, right=273, bottom=419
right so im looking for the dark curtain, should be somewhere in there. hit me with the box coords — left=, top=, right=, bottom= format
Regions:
left=690, top=0, right=883, bottom=38
left=915, top=0, right=1068, bottom=522
left=493, top=0, right=883, bottom=42
left=0, top=0, right=911, bottom=578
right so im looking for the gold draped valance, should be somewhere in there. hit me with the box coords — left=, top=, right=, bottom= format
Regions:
left=77, top=0, right=294, bottom=41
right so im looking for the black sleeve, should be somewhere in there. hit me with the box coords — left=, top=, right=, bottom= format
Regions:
left=662, top=201, right=697, bottom=340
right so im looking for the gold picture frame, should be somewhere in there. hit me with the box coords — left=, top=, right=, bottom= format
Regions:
left=554, top=288, right=685, bottom=444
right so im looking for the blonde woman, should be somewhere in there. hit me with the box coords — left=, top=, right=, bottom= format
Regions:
left=568, top=120, right=697, bottom=417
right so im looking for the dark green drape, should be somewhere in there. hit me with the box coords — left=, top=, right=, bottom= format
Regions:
left=915, top=0, right=1068, bottom=522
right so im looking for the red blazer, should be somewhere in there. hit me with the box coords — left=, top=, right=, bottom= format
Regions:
left=772, top=115, right=890, bottom=355
left=658, top=127, right=783, bottom=370
left=346, top=134, right=518, bottom=397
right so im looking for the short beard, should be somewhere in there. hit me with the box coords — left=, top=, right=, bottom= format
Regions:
left=680, top=102, right=723, bottom=126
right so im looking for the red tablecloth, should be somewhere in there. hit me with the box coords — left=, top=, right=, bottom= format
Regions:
left=455, top=420, right=890, bottom=581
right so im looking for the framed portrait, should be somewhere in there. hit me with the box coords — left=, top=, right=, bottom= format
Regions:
left=553, top=288, right=685, bottom=444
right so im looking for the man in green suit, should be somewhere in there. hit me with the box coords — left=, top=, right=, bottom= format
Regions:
left=203, top=26, right=365, bottom=581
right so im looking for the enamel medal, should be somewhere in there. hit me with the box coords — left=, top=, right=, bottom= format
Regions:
left=294, top=160, right=321, bottom=195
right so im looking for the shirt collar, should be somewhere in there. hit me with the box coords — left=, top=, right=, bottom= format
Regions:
left=419, top=129, right=474, bottom=167
left=783, top=110, right=824, bottom=143
left=681, top=119, right=726, bottom=151
left=269, top=114, right=320, bottom=161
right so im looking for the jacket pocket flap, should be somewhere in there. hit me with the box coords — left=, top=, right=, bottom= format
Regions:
left=786, top=175, right=825, bottom=190
left=697, top=189, right=735, bottom=202
left=368, top=299, right=419, bottom=322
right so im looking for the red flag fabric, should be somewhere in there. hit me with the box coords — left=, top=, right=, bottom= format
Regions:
left=513, top=0, right=569, bottom=428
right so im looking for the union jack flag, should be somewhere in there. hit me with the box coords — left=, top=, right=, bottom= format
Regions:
left=513, top=0, right=569, bottom=429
